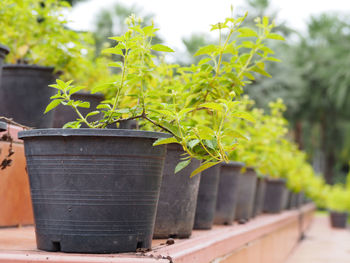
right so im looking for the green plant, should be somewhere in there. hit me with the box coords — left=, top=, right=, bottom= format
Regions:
left=45, top=11, right=282, bottom=175
left=326, top=185, right=350, bottom=213
left=0, top=0, right=98, bottom=79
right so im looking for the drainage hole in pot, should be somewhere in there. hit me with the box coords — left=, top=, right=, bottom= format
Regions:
left=136, top=241, right=143, bottom=249
left=52, top=241, right=61, bottom=252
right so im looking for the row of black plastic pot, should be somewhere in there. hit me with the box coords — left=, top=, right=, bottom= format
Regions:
left=0, top=44, right=105, bottom=129
left=18, top=128, right=309, bottom=254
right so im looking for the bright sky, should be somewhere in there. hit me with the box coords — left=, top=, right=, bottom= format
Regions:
left=68, top=0, right=350, bottom=52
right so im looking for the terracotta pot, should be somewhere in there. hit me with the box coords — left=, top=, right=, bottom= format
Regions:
left=0, top=122, right=34, bottom=227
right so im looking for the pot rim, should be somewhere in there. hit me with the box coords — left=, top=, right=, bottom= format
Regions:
left=0, top=122, right=7, bottom=132
left=266, top=177, right=286, bottom=184
left=18, top=128, right=171, bottom=140
left=3, top=64, right=54, bottom=72
left=0, top=44, right=10, bottom=55
left=222, top=161, right=245, bottom=168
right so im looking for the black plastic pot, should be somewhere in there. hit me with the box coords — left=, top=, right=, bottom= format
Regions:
left=193, top=164, right=221, bottom=230
left=296, top=192, right=304, bottom=208
left=286, top=191, right=296, bottom=210
left=263, top=178, right=287, bottom=213
left=252, top=177, right=266, bottom=217
left=214, top=162, right=243, bottom=225
left=0, top=45, right=9, bottom=84
left=18, top=129, right=168, bottom=253
left=235, top=168, right=257, bottom=222
left=0, top=44, right=9, bottom=61
left=0, top=121, right=6, bottom=131
left=153, top=144, right=201, bottom=239
left=52, top=92, right=104, bottom=128
left=0, top=65, right=56, bottom=128
left=330, top=211, right=348, bottom=229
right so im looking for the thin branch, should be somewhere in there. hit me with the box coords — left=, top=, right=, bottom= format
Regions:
left=0, top=117, right=32, bottom=130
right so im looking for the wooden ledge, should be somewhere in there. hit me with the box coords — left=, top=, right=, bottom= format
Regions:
left=0, top=204, right=315, bottom=263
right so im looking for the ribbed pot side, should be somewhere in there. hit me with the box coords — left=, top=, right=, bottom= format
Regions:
left=252, top=177, right=266, bottom=217
left=235, top=168, right=257, bottom=222
left=263, top=178, right=287, bottom=213
left=214, top=162, right=243, bottom=225
left=193, top=164, right=221, bottom=230
left=330, top=211, right=348, bottom=229
left=0, top=65, right=56, bottom=128
left=153, top=144, right=201, bottom=239
left=0, top=45, right=9, bottom=88
left=19, top=129, right=167, bottom=253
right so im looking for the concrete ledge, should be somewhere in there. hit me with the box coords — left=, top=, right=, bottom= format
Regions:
left=0, top=204, right=315, bottom=263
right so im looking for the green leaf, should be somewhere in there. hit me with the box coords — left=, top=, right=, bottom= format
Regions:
left=175, top=159, right=191, bottom=174
left=77, top=102, right=90, bottom=108
left=194, top=45, right=218, bottom=56
left=191, top=162, right=220, bottom=177
left=232, top=111, right=256, bottom=123
left=263, top=16, right=269, bottom=26
left=251, top=65, right=272, bottom=77
left=96, top=104, right=111, bottom=110
left=44, top=99, right=63, bottom=114
left=109, top=36, right=124, bottom=42
left=102, top=47, right=124, bottom=55
left=63, top=121, right=81, bottom=129
left=160, top=122, right=181, bottom=138
left=266, top=57, right=282, bottom=62
left=198, top=58, right=212, bottom=66
left=178, top=107, right=194, bottom=118
left=69, top=86, right=85, bottom=95
left=108, top=62, right=123, bottom=68
left=188, top=139, right=200, bottom=149
left=86, top=111, right=100, bottom=118
left=197, top=125, right=214, bottom=140
left=157, top=109, right=177, bottom=118
left=241, top=41, right=255, bottom=49
left=151, top=44, right=174, bottom=52
left=224, top=129, right=249, bottom=140
left=153, top=137, right=179, bottom=146
left=200, top=102, right=224, bottom=112
left=238, top=28, right=258, bottom=38
left=266, top=33, right=285, bottom=41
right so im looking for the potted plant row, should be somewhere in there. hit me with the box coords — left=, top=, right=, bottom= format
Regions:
left=326, top=185, right=349, bottom=229
left=0, top=0, right=111, bottom=128
left=18, top=9, right=285, bottom=254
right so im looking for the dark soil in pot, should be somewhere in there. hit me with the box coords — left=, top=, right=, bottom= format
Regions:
left=153, top=144, right=200, bottom=239
left=193, top=164, right=221, bottom=230
left=52, top=92, right=104, bottom=128
left=18, top=129, right=168, bottom=253
left=329, top=211, right=348, bottom=228
left=263, top=178, right=287, bottom=213
left=235, top=167, right=257, bottom=222
left=0, top=65, right=56, bottom=128
left=214, top=162, right=243, bottom=225
left=252, top=177, right=266, bottom=217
